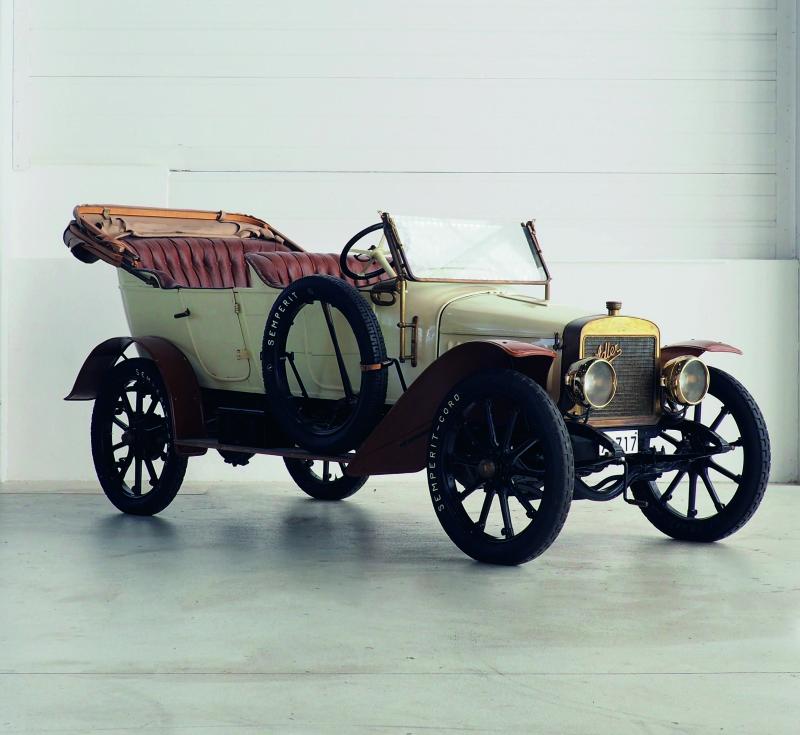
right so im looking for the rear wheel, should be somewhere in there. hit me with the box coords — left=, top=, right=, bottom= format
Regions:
left=91, top=358, right=187, bottom=515
left=284, top=458, right=367, bottom=500
left=427, top=369, right=574, bottom=565
left=631, top=367, right=770, bottom=541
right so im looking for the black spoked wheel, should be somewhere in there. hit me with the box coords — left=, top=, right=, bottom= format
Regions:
left=632, top=367, right=770, bottom=541
left=262, top=275, right=388, bottom=453
left=427, top=369, right=574, bottom=565
left=284, top=458, right=367, bottom=501
left=91, top=358, right=188, bottom=515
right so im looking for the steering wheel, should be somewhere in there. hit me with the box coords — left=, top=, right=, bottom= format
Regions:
left=340, top=222, right=396, bottom=282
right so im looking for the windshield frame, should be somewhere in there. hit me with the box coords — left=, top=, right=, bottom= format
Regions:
left=382, top=213, right=552, bottom=298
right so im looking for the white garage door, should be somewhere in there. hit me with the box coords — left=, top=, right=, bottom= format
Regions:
left=15, top=0, right=792, bottom=259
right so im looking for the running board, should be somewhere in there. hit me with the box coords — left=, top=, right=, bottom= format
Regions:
left=175, top=438, right=354, bottom=464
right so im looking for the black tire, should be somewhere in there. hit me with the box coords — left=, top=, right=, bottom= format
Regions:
left=284, top=458, right=368, bottom=500
left=91, top=358, right=188, bottom=515
left=262, top=275, right=388, bottom=453
left=427, top=369, right=574, bottom=565
left=631, top=367, right=770, bottom=542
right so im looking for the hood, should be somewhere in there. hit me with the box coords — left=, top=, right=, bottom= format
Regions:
left=439, top=292, right=586, bottom=343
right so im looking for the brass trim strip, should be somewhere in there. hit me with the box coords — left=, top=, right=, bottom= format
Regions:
left=397, top=278, right=419, bottom=366
left=74, top=204, right=266, bottom=227
left=580, top=316, right=661, bottom=346
left=584, top=415, right=661, bottom=429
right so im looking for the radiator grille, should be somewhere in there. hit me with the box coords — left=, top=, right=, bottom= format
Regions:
left=582, top=335, right=657, bottom=419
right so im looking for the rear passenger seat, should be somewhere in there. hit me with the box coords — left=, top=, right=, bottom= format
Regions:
left=126, top=236, right=388, bottom=289
left=126, top=236, right=292, bottom=289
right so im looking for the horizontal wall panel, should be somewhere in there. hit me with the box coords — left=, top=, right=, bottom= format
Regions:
left=27, top=35, right=776, bottom=81
left=169, top=171, right=776, bottom=259
left=25, top=1, right=778, bottom=34
left=28, top=77, right=777, bottom=124
left=26, top=78, right=776, bottom=173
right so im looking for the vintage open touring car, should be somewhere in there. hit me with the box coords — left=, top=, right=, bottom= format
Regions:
left=64, top=205, right=770, bottom=565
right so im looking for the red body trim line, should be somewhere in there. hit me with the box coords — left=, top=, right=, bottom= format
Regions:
left=661, top=339, right=742, bottom=365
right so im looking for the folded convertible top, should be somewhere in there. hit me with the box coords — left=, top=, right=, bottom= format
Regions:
left=63, top=204, right=302, bottom=266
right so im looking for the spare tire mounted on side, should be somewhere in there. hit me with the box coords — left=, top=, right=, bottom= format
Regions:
left=261, top=275, right=388, bottom=453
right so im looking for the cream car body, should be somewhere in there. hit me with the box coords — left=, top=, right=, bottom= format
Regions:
left=119, top=268, right=583, bottom=404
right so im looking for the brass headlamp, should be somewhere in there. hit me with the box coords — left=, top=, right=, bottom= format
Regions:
left=662, top=356, right=709, bottom=406
left=565, top=357, right=618, bottom=409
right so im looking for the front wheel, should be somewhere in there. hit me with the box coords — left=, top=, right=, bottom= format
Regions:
left=631, top=367, right=770, bottom=542
left=427, top=369, right=574, bottom=565
left=91, top=358, right=188, bottom=515
left=284, top=458, right=367, bottom=500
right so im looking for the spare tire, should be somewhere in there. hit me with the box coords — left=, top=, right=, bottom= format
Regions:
left=261, top=275, right=388, bottom=453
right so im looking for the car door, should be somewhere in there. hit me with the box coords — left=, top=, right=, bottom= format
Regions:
left=179, top=288, right=250, bottom=382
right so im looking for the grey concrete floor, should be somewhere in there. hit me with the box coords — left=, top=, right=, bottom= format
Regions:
left=1, top=479, right=798, bottom=734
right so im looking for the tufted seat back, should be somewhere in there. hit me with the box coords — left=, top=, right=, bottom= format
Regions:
left=245, top=251, right=389, bottom=289
left=126, top=236, right=293, bottom=289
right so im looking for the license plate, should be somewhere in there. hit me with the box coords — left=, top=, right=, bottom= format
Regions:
left=602, top=430, right=638, bottom=455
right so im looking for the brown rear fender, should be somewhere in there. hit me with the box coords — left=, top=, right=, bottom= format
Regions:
left=661, top=339, right=742, bottom=365
left=346, top=340, right=556, bottom=477
left=65, top=336, right=207, bottom=456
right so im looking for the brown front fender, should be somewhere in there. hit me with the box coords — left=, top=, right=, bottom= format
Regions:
left=661, top=339, right=742, bottom=365
left=346, top=340, right=556, bottom=477
left=65, top=336, right=207, bottom=456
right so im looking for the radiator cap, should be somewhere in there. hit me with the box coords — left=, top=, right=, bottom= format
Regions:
left=606, top=300, right=622, bottom=316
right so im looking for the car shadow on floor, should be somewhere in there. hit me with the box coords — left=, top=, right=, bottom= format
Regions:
left=94, top=511, right=178, bottom=544
left=272, top=495, right=538, bottom=575
left=88, top=490, right=534, bottom=574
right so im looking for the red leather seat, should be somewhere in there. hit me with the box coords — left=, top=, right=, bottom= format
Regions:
left=245, top=251, right=388, bottom=289
left=126, top=236, right=292, bottom=288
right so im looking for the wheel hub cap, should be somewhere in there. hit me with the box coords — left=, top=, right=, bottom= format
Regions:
left=128, top=415, right=167, bottom=460
left=477, top=459, right=497, bottom=479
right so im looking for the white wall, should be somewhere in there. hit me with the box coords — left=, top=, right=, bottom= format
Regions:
left=0, top=0, right=797, bottom=482
left=0, top=0, right=13, bottom=480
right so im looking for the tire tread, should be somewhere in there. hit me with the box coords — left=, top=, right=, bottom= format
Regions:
left=428, top=368, right=574, bottom=565
left=632, top=367, right=770, bottom=542
left=91, top=358, right=188, bottom=516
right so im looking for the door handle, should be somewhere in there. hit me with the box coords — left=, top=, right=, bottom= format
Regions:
left=173, top=308, right=191, bottom=319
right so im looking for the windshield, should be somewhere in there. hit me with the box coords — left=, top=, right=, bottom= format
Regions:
left=390, top=215, right=548, bottom=284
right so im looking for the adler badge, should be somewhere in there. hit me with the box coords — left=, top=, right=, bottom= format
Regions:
left=594, top=341, right=622, bottom=362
